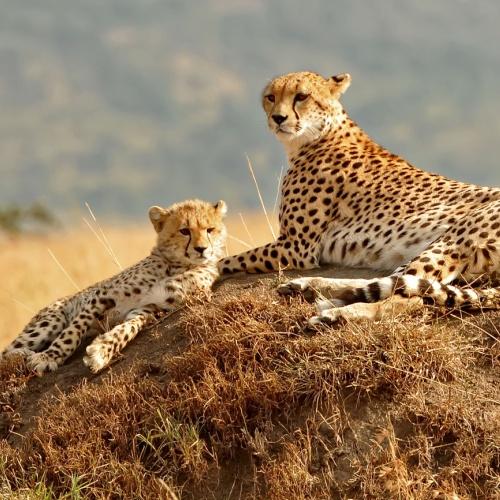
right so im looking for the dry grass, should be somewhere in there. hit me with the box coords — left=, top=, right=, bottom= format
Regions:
left=0, top=212, right=276, bottom=349
left=0, top=281, right=498, bottom=499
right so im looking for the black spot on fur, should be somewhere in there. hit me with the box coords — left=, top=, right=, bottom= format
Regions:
left=99, top=298, right=116, bottom=308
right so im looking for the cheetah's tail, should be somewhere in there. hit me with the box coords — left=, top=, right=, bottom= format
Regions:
left=336, top=274, right=500, bottom=310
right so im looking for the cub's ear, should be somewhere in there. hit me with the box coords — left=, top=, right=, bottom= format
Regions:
left=214, top=200, right=228, bottom=218
left=329, top=73, right=352, bottom=99
left=148, top=206, right=168, bottom=233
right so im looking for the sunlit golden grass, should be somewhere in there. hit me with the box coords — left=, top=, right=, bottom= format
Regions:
left=0, top=212, right=277, bottom=349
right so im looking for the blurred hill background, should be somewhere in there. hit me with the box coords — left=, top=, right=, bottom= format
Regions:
left=1, top=0, right=500, bottom=220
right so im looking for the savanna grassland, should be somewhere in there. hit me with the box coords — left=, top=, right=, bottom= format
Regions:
left=0, top=214, right=499, bottom=499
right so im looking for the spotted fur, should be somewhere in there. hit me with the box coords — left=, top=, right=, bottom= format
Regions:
left=2, top=199, right=227, bottom=374
left=218, top=71, right=500, bottom=323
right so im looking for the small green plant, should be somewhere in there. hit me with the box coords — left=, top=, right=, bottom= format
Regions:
left=30, top=481, right=55, bottom=500
left=136, top=409, right=209, bottom=482
left=60, top=474, right=93, bottom=500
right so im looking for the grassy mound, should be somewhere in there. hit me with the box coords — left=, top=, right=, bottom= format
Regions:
left=1, top=277, right=499, bottom=499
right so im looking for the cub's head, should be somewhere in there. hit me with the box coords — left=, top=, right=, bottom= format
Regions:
left=262, top=71, right=351, bottom=149
left=149, top=199, right=227, bottom=265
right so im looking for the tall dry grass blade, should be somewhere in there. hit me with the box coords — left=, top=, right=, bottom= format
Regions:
left=238, top=213, right=256, bottom=247
left=373, top=359, right=500, bottom=405
left=245, top=155, right=276, bottom=240
left=227, top=234, right=252, bottom=249
left=272, top=164, right=284, bottom=218
left=9, top=297, right=35, bottom=314
left=449, top=314, right=500, bottom=343
left=156, top=478, right=179, bottom=500
left=0, top=288, right=35, bottom=314
left=47, top=248, right=80, bottom=292
left=82, top=217, right=122, bottom=270
left=84, top=202, right=122, bottom=270
left=82, top=217, right=120, bottom=267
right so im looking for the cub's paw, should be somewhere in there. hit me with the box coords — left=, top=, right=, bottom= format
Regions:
left=27, top=352, right=59, bottom=376
left=83, top=342, right=111, bottom=373
left=277, top=278, right=319, bottom=302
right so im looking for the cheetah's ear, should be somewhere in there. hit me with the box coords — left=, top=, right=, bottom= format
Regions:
left=329, top=73, right=351, bottom=99
left=214, top=200, right=228, bottom=218
left=149, top=205, right=168, bottom=233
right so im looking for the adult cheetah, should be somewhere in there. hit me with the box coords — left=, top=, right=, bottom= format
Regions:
left=2, top=199, right=227, bottom=374
left=219, top=71, right=500, bottom=324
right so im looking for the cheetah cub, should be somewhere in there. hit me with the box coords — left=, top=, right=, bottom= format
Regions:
left=1, top=199, right=227, bottom=375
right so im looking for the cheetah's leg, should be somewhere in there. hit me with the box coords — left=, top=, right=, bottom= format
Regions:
left=27, top=300, right=114, bottom=375
left=1, top=300, right=68, bottom=359
left=219, top=237, right=315, bottom=274
left=83, top=267, right=217, bottom=373
left=309, top=296, right=425, bottom=326
left=161, top=267, right=217, bottom=308
left=277, top=276, right=377, bottom=302
left=83, top=306, right=158, bottom=373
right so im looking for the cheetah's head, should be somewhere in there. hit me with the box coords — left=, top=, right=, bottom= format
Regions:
left=262, top=71, right=351, bottom=150
left=149, top=199, right=227, bottom=265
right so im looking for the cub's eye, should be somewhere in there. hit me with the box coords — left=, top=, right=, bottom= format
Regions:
left=179, top=228, right=190, bottom=236
left=265, top=94, right=275, bottom=103
left=207, top=227, right=215, bottom=233
left=294, top=93, right=309, bottom=102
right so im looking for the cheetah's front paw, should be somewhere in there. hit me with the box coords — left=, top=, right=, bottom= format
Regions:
left=308, top=308, right=342, bottom=327
left=277, top=277, right=319, bottom=302
left=27, top=352, right=59, bottom=376
left=83, top=342, right=112, bottom=373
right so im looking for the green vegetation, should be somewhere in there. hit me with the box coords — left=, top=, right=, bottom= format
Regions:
left=0, top=203, right=57, bottom=235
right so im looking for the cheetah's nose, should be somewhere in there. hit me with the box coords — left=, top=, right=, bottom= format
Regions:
left=272, top=114, right=288, bottom=125
left=194, top=246, right=207, bottom=255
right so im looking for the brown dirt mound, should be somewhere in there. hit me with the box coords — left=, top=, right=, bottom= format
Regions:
left=1, top=267, right=499, bottom=499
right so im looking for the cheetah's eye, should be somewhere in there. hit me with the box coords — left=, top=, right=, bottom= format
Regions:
left=265, top=94, right=275, bottom=103
left=207, top=227, right=215, bottom=233
left=179, top=228, right=190, bottom=236
left=294, top=93, right=309, bottom=102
